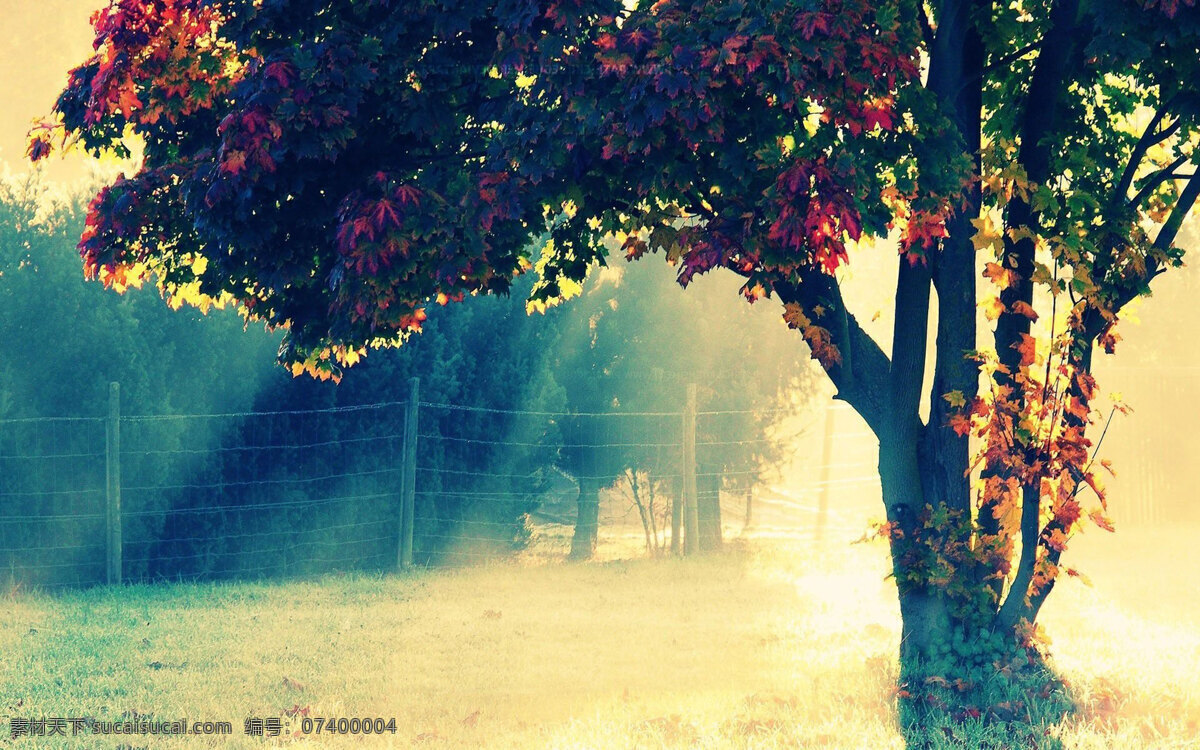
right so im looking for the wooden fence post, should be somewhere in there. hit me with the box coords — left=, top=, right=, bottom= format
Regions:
left=105, top=382, right=122, bottom=585
left=683, top=383, right=699, bottom=556
left=399, top=377, right=419, bottom=569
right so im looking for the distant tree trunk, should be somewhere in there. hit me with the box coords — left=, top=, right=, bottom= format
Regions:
left=629, top=470, right=655, bottom=556
left=670, top=481, right=682, bottom=556
left=569, top=476, right=599, bottom=561
left=647, top=476, right=662, bottom=555
left=742, top=487, right=753, bottom=531
left=697, top=469, right=722, bottom=551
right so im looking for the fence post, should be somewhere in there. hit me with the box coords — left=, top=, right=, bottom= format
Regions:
left=683, top=383, right=699, bottom=556
left=816, top=400, right=835, bottom=545
left=105, top=382, right=122, bottom=585
left=399, top=377, right=419, bottom=569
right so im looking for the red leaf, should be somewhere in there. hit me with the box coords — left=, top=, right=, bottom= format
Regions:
left=1089, top=510, right=1115, bottom=533
left=1015, top=334, right=1036, bottom=367
left=26, top=136, right=52, bottom=162
left=264, top=61, right=294, bottom=87
left=220, top=150, right=246, bottom=175
left=371, top=198, right=400, bottom=230
left=394, top=185, right=422, bottom=206
left=1010, top=300, right=1039, bottom=322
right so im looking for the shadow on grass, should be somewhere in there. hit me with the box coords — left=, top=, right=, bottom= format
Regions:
left=897, top=650, right=1076, bottom=750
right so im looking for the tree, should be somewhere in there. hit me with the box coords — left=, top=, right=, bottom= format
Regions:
left=0, top=174, right=278, bottom=586
left=34, top=0, right=1200, bottom=692
left=551, top=258, right=809, bottom=559
left=143, top=273, right=571, bottom=575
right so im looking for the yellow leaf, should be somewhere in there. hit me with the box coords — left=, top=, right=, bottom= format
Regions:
left=982, top=261, right=1014, bottom=291
left=1006, top=226, right=1037, bottom=245
left=981, top=296, right=1005, bottom=322
left=782, top=303, right=811, bottom=330
left=970, top=216, right=1001, bottom=253
left=803, top=325, right=842, bottom=368
left=337, top=347, right=364, bottom=367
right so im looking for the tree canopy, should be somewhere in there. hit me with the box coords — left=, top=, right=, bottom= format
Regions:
left=33, top=0, right=1200, bottom=686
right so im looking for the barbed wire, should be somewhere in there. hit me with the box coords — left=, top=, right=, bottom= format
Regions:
left=4, top=392, right=1167, bottom=589
left=119, top=401, right=409, bottom=421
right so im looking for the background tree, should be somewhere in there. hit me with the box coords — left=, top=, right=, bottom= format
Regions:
left=0, top=176, right=564, bottom=580
left=33, top=0, right=1200, bottom=694
left=551, top=259, right=809, bottom=559
left=0, top=175, right=277, bottom=585
left=143, top=273, right=572, bottom=575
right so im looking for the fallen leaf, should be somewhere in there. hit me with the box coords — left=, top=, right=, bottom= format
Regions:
left=282, top=676, right=306, bottom=692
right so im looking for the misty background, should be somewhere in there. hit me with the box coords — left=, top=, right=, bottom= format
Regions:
left=0, top=0, right=1196, bottom=608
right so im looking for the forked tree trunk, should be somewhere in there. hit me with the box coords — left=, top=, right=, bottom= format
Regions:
left=883, top=430, right=1041, bottom=678
left=569, top=477, right=599, bottom=561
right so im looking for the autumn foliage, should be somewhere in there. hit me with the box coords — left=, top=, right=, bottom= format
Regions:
left=34, top=0, right=1200, bottom=680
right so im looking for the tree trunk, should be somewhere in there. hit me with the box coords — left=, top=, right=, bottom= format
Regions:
left=878, top=435, right=954, bottom=666
left=647, top=477, right=662, bottom=555
left=884, top=433, right=1047, bottom=688
left=629, top=471, right=655, bottom=557
left=697, top=470, right=722, bottom=551
left=670, top=481, right=682, bottom=556
left=569, top=477, right=599, bottom=561
left=890, top=0, right=985, bottom=675
left=742, top=487, right=752, bottom=531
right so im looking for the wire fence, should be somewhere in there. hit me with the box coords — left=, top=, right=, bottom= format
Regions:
left=0, top=417, right=107, bottom=587
left=0, top=381, right=1178, bottom=589
left=120, top=403, right=405, bottom=582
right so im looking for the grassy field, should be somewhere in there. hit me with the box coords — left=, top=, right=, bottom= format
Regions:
left=1, top=523, right=1198, bottom=749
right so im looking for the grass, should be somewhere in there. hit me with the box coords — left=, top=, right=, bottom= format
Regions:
left=1, top=524, right=1198, bottom=749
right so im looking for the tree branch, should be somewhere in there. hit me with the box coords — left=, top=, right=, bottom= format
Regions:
left=1113, top=105, right=1180, bottom=204
left=1130, top=153, right=1190, bottom=208
left=983, top=38, right=1044, bottom=75
left=890, top=259, right=932, bottom=438
left=774, top=271, right=891, bottom=435
left=994, top=0, right=1082, bottom=384
left=1151, top=168, right=1200, bottom=254
left=995, top=481, right=1042, bottom=630
left=1095, top=166, right=1200, bottom=326
left=985, top=0, right=1084, bottom=622
left=1012, top=168, right=1200, bottom=627
left=919, top=5, right=936, bottom=50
